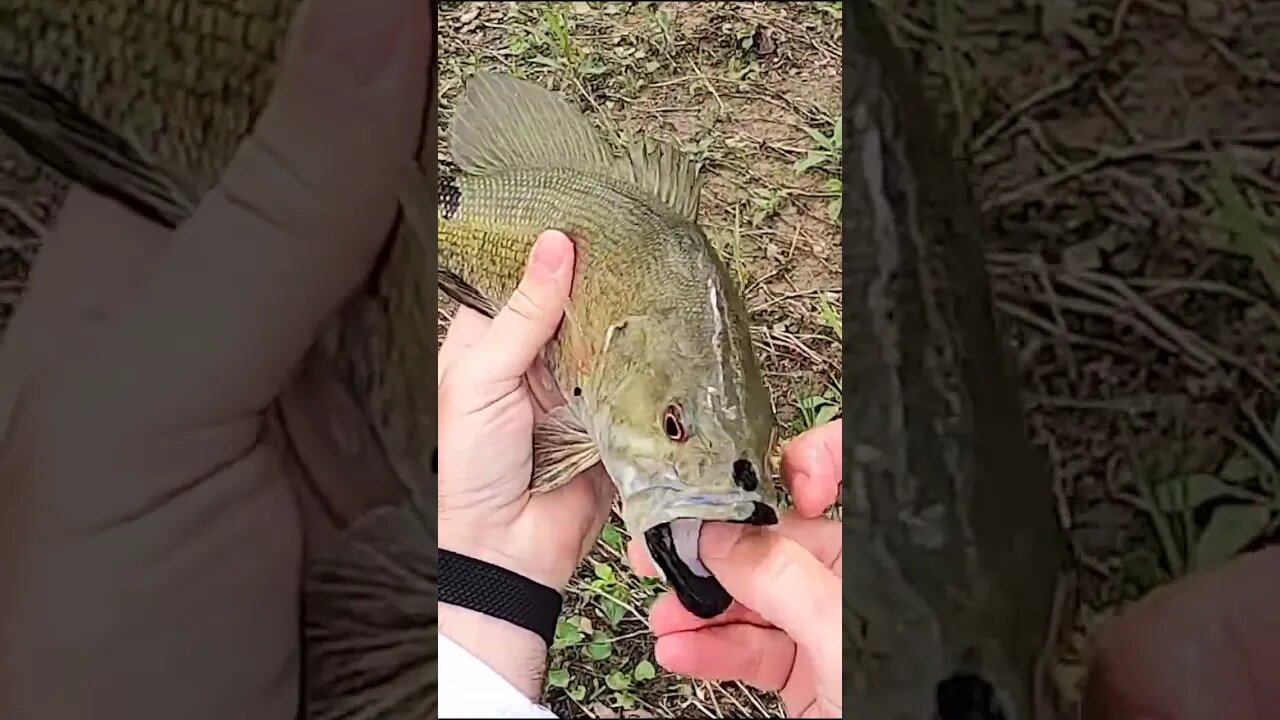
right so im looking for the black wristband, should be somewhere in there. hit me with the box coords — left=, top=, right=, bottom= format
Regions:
left=439, top=549, right=563, bottom=648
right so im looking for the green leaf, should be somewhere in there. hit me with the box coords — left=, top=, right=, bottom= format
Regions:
left=793, top=153, right=827, bottom=173
left=633, top=660, right=657, bottom=681
left=554, top=619, right=583, bottom=647
left=594, top=562, right=615, bottom=582
left=1152, top=474, right=1241, bottom=512
left=1193, top=504, right=1273, bottom=571
left=1220, top=454, right=1257, bottom=483
left=1208, top=156, right=1280, bottom=297
left=806, top=126, right=834, bottom=150
left=814, top=404, right=841, bottom=426
left=605, top=671, right=632, bottom=691
left=600, top=523, right=625, bottom=551
left=603, top=597, right=625, bottom=626
left=587, top=640, right=612, bottom=660
left=547, top=667, right=570, bottom=688
left=568, top=685, right=586, bottom=701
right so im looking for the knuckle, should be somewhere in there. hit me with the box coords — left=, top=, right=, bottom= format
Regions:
left=504, top=285, right=554, bottom=326
left=756, top=537, right=808, bottom=595
left=213, top=133, right=323, bottom=240
left=755, top=536, right=838, bottom=622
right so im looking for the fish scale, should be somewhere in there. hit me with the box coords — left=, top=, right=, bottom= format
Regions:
left=0, top=0, right=293, bottom=207
left=441, top=166, right=696, bottom=354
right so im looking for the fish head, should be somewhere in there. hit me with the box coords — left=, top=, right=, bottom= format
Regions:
left=585, top=294, right=780, bottom=619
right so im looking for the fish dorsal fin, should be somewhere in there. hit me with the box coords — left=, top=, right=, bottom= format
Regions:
left=612, top=137, right=705, bottom=221
left=451, top=72, right=613, bottom=174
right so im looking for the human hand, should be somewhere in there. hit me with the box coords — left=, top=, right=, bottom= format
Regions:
left=628, top=420, right=843, bottom=718
left=0, top=1, right=428, bottom=718
left=437, top=229, right=616, bottom=695
left=1084, top=544, right=1280, bottom=720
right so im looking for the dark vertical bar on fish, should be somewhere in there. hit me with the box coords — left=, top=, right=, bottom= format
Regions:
left=842, top=4, right=1066, bottom=720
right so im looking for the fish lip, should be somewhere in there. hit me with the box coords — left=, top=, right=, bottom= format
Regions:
left=640, top=505, right=778, bottom=620
left=643, top=522, right=733, bottom=619
left=623, top=485, right=771, bottom=523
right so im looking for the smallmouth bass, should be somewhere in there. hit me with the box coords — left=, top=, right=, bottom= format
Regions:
left=412, top=72, right=782, bottom=619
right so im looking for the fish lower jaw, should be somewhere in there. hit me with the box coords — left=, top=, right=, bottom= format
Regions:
left=620, top=489, right=773, bottom=535
left=669, top=518, right=711, bottom=578
left=640, top=505, right=780, bottom=620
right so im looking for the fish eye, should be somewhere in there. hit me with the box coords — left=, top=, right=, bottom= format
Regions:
left=662, top=404, right=688, bottom=442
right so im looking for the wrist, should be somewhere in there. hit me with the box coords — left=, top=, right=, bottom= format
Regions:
left=439, top=522, right=576, bottom=592
left=439, top=602, right=551, bottom=700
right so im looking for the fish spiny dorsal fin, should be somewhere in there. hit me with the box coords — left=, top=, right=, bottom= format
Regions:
left=450, top=72, right=614, bottom=174
left=612, top=137, right=705, bottom=222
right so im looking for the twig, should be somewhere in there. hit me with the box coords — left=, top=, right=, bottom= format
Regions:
left=971, top=73, right=1082, bottom=154
left=688, top=59, right=725, bottom=114
left=984, top=132, right=1280, bottom=210
left=0, top=197, right=48, bottom=238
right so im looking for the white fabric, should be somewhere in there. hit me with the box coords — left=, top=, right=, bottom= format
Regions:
left=438, top=633, right=559, bottom=719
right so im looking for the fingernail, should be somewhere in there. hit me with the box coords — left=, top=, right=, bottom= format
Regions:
left=529, top=232, right=570, bottom=278
left=299, top=0, right=409, bottom=84
left=700, top=522, right=745, bottom=559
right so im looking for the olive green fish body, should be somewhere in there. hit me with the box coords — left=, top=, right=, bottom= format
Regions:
left=439, top=165, right=736, bottom=395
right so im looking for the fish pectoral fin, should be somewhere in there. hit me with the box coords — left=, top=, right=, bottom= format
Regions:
left=438, top=267, right=499, bottom=318
left=303, top=499, right=437, bottom=718
left=278, top=345, right=409, bottom=530
left=531, top=404, right=600, bottom=493
left=0, top=66, right=194, bottom=229
left=450, top=72, right=613, bottom=175
left=612, top=137, right=705, bottom=222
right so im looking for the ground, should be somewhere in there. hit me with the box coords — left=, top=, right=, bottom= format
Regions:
left=3, top=1, right=1277, bottom=719
left=437, top=2, right=842, bottom=717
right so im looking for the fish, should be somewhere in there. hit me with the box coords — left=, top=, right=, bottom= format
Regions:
left=839, top=4, right=1066, bottom=720
left=412, top=72, right=783, bottom=620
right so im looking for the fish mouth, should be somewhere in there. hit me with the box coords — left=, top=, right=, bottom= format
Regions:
left=643, top=502, right=778, bottom=619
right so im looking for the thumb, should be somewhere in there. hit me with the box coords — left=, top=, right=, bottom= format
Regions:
left=83, top=0, right=429, bottom=426
left=471, top=231, right=576, bottom=383
left=1084, top=546, right=1280, bottom=720
left=698, top=523, right=841, bottom=662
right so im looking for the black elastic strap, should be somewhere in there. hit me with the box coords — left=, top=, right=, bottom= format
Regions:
left=439, top=549, right=562, bottom=648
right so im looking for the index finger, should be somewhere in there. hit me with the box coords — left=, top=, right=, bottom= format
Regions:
left=698, top=523, right=841, bottom=662
left=1085, top=546, right=1280, bottom=720
left=625, top=514, right=841, bottom=579
left=780, top=419, right=842, bottom=517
